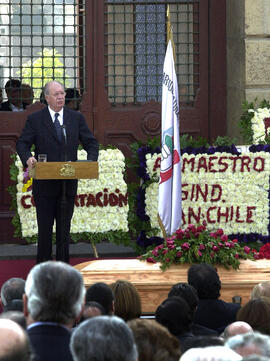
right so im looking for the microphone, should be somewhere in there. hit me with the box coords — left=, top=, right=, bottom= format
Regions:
left=61, top=125, right=67, bottom=144
left=62, top=125, right=67, bottom=162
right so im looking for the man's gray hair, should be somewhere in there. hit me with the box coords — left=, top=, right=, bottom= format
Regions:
left=225, top=332, right=270, bottom=358
left=1, top=278, right=25, bottom=306
left=44, top=81, right=64, bottom=95
left=70, top=315, right=138, bottom=361
left=25, top=261, right=85, bottom=324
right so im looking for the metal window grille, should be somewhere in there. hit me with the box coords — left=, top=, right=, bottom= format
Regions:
left=0, top=0, right=85, bottom=105
left=105, top=0, right=199, bottom=105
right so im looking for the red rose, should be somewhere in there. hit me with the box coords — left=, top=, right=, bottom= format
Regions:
left=182, top=242, right=190, bottom=250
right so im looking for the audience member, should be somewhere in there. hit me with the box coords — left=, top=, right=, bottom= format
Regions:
left=21, top=84, right=34, bottom=105
left=0, top=310, right=27, bottom=329
left=85, top=282, right=114, bottom=315
left=251, top=282, right=270, bottom=300
left=242, top=356, right=270, bottom=361
left=0, top=78, right=27, bottom=111
left=226, top=331, right=270, bottom=357
left=23, top=261, right=85, bottom=361
left=0, top=318, right=32, bottom=361
left=188, top=263, right=240, bottom=333
left=236, top=297, right=270, bottom=335
left=180, top=346, right=242, bottom=361
left=39, top=89, right=47, bottom=105
left=127, top=318, right=181, bottom=361
left=110, top=280, right=142, bottom=322
left=0, top=277, right=25, bottom=312
left=70, top=315, right=138, bottom=361
left=65, top=88, right=81, bottom=111
left=155, top=296, right=193, bottom=352
left=183, top=336, right=224, bottom=351
left=168, top=282, right=218, bottom=336
left=79, top=301, right=105, bottom=323
left=223, top=321, right=253, bottom=340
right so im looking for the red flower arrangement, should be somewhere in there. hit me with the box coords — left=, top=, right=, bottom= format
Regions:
left=259, top=243, right=270, bottom=259
left=139, top=223, right=260, bottom=271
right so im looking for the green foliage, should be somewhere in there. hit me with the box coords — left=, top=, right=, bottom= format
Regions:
left=139, top=224, right=259, bottom=271
left=17, top=48, right=71, bottom=99
left=180, top=134, right=209, bottom=148
left=99, top=144, right=118, bottom=150
left=239, top=99, right=270, bottom=144
left=213, top=136, right=237, bottom=147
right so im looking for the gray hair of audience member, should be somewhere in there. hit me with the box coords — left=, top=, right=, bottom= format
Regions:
left=223, top=321, right=253, bottom=340
left=70, top=315, right=138, bottom=361
left=251, top=282, right=270, bottom=300
left=0, top=311, right=27, bottom=329
left=225, top=331, right=270, bottom=357
left=242, top=356, right=270, bottom=361
left=0, top=318, right=32, bottom=361
left=1, top=277, right=25, bottom=306
left=180, top=346, right=242, bottom=361
left=25, top=261, right=85, bottom=324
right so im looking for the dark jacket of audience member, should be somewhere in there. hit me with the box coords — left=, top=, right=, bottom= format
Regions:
left=168, top=282, right=218, bottom=336
left=188, top=263, right=240, bottom=333
left=110, top=280, right=142, bottom=322
left=155, top=296, right=193, bottom=352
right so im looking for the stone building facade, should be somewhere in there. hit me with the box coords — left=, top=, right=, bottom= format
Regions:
left=227, top=0, right=270, bottom=141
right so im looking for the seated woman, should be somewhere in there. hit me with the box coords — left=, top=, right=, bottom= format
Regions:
left=110, top=280, right=141, bottom=322
left=236, top=296, right=270, bottom=335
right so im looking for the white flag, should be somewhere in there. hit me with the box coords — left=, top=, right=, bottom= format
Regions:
left=158, top=39, right=182, bottom=236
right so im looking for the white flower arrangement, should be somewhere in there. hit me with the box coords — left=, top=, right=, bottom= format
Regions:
left=145, top=151, right=270, bottom=237
left=250, top=107, right=270, bottom=143
left=16, top=149, right=129, bottom=238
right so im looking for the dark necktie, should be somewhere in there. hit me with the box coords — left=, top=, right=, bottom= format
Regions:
left=54, top=112, right=62, bottom=141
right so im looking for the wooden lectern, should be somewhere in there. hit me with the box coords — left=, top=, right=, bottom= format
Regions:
left=29, top=161, right=99, bottom=180
left=29, top=161, right=99, bottom=258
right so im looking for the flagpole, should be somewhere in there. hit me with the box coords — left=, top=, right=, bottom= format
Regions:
left=157, top=5, right=176, bottom=241
left=167, top=5, right=176, bottom=62
left=157, top=4, right=182, bottom=239
left=157, top=213, right=168, bottom=241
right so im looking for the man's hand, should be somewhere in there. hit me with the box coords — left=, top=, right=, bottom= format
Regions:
left=27, top=156, right=37, bottom=169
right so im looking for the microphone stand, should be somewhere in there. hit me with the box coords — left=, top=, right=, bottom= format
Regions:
left=59, top=124, right=69, bottom=263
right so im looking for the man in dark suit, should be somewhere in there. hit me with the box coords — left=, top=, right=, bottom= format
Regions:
left=188, top=263, right=240, bottom=333
left=0, top=78, right=27, bottom=111
left=24, top=261, right=85, bottom=361
left=16, top=81, right=99, bottom=263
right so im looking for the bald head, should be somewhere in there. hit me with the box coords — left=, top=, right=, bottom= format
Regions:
left=224, top=321, right=253, bottom=340
left=0, top=319, right=31, bottom=361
